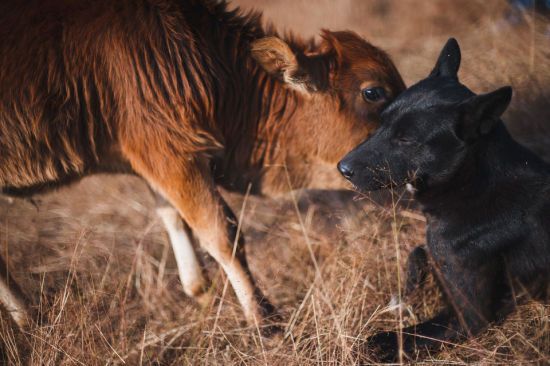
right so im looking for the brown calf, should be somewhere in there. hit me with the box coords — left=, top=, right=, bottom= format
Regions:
left=0, top=0, right=405, bottom=328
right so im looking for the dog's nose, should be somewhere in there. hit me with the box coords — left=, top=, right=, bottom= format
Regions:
left=337, top=161, right=354, bottom=179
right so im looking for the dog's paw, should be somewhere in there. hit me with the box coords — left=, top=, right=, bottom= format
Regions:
left=367, top=331, right=400, bottom=362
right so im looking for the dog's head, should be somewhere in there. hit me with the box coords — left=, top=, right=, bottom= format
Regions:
left=337, top=38, right=512, bottom=192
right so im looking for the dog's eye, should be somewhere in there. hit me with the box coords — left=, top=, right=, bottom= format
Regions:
left=362, top=87, right=387, bottom=102
left=395, top=136, right=414, bottom=145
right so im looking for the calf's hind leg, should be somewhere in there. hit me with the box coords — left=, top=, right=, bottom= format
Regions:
left=0, top=256, right=28, bottom=328
left=154, top=194, right=207, bottom=303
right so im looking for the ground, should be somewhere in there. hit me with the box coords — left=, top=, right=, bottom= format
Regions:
left=1, top=0, right=549, bottom=364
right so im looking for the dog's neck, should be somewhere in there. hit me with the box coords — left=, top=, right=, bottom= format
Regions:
left=416, top=122, right=550, bottom=216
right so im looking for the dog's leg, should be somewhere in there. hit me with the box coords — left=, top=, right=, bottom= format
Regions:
left=404, top=244, right=429, bottom=297
left=389, top=244, right=429, bottom=313
left=372, top=257, right=495, bottom=361
left=368, top=310, right=459, bottom=361
left=434, top=258, right=496, bottom=339
left=153, top=194, right=206, bottom=302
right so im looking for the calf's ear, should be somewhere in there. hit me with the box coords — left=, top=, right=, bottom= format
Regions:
left=251, top=37, right=331, bottom=94
left=458, top=86, right=513, bottom=141
left=429, top=38, right=461, bottom=79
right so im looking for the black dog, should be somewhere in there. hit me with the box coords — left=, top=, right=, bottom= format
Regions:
left=338, top=38, right=550, bottom=360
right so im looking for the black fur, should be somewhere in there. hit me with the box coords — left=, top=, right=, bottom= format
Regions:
left=338, top=38, right=550, bottom=361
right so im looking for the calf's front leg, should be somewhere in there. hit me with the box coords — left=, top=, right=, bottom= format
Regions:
left=128, top=150, right=274, bottom=326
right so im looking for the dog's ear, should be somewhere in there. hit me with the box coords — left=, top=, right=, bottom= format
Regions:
left=458, top=86, right=513, bottom=141
left=429, top=38, right=461, bottom=79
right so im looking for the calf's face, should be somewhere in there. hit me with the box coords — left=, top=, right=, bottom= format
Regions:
left=251, top=31, right=405, bottom=190
left=338, top=39, right=512, bottom=192
left=316, top=31, right=406, bottom=163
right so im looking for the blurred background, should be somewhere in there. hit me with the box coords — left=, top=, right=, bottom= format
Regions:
left=0, top=1, right=549, bottom=364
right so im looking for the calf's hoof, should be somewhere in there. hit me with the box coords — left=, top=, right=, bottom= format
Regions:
left=255, top=297, right=283, bottom=338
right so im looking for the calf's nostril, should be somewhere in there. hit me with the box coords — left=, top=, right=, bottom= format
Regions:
left=337, top=161, right=354, bottom=179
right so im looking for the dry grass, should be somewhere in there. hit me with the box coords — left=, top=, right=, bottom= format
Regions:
left=1, top=0, right=550, bottom=364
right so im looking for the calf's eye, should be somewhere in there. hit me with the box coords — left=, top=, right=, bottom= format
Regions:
left=362, top=86, right=388, bottom=102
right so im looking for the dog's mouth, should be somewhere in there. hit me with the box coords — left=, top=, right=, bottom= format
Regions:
left=347, top=168, right=421, bottom=194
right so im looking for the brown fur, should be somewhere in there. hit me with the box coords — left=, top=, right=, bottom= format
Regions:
left=0, top=0, right=404, bottom=326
